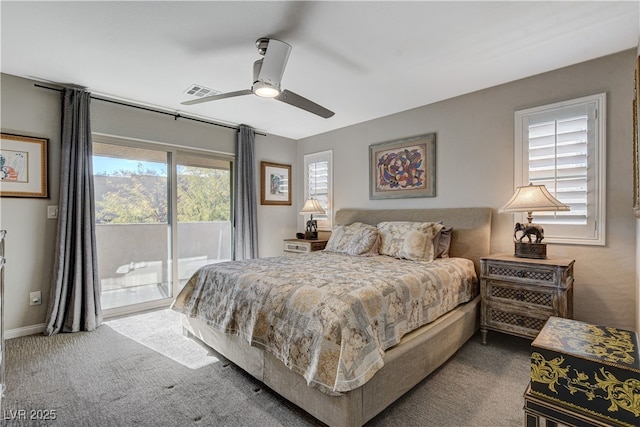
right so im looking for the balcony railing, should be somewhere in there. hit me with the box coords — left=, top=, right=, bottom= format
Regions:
left=96, top=221, right=231, bottom=309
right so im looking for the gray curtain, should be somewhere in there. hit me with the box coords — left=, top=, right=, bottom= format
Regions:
left=45, top=88, right=102, bottom=335
left=233, top=124, right=258, bottom=260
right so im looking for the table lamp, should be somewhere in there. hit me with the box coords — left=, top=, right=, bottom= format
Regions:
left=499, top=184, right=569, bottom=259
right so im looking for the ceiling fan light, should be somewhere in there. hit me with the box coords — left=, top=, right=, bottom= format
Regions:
left=253, top=81, right=280, bottom=98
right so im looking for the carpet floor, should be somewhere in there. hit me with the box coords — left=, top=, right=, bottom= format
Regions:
left=3, top=309, right=531, bottom=426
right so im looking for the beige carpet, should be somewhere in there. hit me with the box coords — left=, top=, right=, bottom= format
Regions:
left=4, top=309, right=531, bottom=426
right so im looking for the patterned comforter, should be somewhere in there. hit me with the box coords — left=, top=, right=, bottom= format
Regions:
left=172, top=252, right=478, bottom=395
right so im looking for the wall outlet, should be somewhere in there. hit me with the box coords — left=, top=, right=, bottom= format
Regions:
left=30, top=291, right=42, bottom=306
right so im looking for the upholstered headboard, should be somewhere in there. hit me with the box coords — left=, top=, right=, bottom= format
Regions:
left=334, top=208, right=492, bottom=274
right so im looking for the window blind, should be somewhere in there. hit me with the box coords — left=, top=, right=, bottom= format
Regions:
left=307, top=159, right=329, bottom=221
left=304, top=150, right=332, bottom=230
left=527, top=112, right=589, bottom=225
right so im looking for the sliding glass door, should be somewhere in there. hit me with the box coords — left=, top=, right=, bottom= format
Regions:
left=92, top=137, right=232, bottom=315
left=176, top=153, right=232, bottom=291
left=93, top=142, right=172, bottom=311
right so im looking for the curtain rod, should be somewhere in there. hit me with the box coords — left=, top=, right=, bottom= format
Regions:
left=34, top=83, right=267, bottom=136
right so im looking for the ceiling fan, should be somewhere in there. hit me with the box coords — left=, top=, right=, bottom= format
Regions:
left=181, top=38, right=334, bottom=119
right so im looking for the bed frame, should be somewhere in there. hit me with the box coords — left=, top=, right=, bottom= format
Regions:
left=180, top=207, right=493, bottom=426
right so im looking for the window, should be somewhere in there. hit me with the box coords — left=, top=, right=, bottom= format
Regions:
left=303, top=150, right=333, bottom=231
left=514, top=93, right=606, bottom=245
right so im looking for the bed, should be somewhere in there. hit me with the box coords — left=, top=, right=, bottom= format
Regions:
left=172, top=207, right=492, bottom=426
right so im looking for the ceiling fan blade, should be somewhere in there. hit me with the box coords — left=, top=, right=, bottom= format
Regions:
left=275, top=90, right=334, bottom=118
left=181, top=89, right=252, bottom=105
left=257, top=39, right=291, bottom=86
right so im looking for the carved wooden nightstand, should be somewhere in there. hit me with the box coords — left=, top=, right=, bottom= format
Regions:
left=480, top=254, right=574, bottom=344
left=283, top=238, right=328, bottom=255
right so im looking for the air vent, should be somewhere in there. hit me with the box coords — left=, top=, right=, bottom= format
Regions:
left=183, top=84, right=221, bottom=98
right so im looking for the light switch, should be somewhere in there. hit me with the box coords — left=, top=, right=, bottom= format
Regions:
left=47, top=205, right=58, bottom=219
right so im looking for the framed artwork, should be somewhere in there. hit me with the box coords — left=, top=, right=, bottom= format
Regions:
left=261, top=161, right=291, bottom=205
left=0, top=133, right=48, bottom=198
left=369, top=133, right=436, bottom=199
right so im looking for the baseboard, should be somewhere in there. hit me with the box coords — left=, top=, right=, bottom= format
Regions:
left=6, top=323, right=45, bottom=339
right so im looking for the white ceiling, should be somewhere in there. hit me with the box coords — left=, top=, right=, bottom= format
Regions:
left=2, top=1, right=638, bottom=140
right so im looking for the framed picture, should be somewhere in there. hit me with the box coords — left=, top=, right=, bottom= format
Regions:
left=0, top=133, right=48, bottom=198
left=369, top=133, right=436, bottom=199
left=261, top=161, right=291, bottom=205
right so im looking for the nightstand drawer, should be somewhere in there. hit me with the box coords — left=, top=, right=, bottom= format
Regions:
left=485, top=262, right=556, bottom=284
left=285, top=242, right=312, bottom=253
left=283, top=239, right=328, bottom=254
left=486, top=280, right=554, bottom=310
left=484, top=306, right=548, bottom=338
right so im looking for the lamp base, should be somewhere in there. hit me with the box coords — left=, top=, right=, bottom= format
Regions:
left=305, top=219, right=318, bottom=240
left=514, top=242, right=547, bottom=259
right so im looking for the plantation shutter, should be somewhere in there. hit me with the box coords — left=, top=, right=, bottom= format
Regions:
left=304, top=150, right=332, bottom=230
left=526, top=103, right=594, bottom=225
left=307, top=161, right=328, bottom=220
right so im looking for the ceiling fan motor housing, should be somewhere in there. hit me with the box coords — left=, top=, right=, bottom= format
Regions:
left=253, top=59, right=281, bottom=97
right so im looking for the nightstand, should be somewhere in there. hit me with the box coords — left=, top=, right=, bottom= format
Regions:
left=283, top=238, right=328, bottom=255
left=480, top=254, right=574, bottom=345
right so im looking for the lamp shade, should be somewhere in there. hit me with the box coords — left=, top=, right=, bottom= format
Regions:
left=499, top=184, right=569, bottom=214
left=299, top=198, right=326, bottom=215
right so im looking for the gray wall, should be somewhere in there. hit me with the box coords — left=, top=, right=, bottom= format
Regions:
left=298, top=49, right=637, bottom=331
left=0, top=73, right=297, bottom=333
left=1, top=75, right=61, bottom=333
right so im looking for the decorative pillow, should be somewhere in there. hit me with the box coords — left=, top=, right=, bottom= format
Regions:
left=433, top=225, right=454, bottom=258
left=324, top=222, right=379, bottom=256
left=377, top=221, right=444, bottom=261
